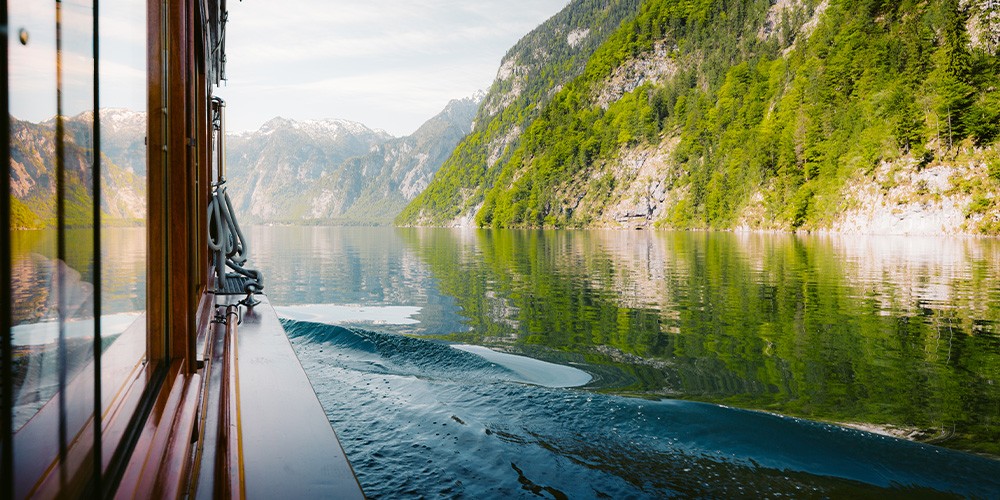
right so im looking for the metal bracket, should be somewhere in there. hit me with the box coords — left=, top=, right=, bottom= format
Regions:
left=212, top=303, right=243, bottom=326
left=238, top=291, right=260, bottom=309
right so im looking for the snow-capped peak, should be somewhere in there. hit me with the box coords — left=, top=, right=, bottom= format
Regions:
left=257, top=116, right=392, bottom=139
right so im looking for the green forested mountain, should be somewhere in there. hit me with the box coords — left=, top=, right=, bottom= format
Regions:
left=400, top=0, right=1000, bottom=234
left=396, top=0, right=644, bottom=226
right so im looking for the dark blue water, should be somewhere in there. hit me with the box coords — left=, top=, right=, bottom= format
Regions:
left=284, top=319, right=1000, bottom=498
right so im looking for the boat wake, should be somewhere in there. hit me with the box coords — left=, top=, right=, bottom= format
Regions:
left=282, top=319, right=1000, bottom=499
left=283, top=319, right=517, bottom=383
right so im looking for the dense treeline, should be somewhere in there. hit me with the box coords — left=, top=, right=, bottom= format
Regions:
left=10, top=195, right=42, bottom=229
left=418, top=0, right=999, bottom=230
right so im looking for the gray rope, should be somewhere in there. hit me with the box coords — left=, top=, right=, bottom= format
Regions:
left=208, top=183, right=263, bottom=294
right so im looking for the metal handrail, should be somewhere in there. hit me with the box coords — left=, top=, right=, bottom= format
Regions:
left=212, top=96, right=226, bottom=185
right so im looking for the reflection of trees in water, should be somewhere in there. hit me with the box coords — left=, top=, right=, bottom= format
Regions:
left=9, top=228, right=146, bottom=430
left=10, top=228, right=147, bottom=323
left=402, top=228, right=1000, bottom=455
left=11, top=229, right=94, bottom=324
left=99, top=227, right=147, bottom=314
left=11, top=255, right=94, bottom=324
left=9, top=247, right=95, bottom=430
left=11, top=254, right=53, bottom=324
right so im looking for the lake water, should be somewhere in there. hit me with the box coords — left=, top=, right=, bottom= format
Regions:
left=10, top=228, right=146, bottom=429
left=11, top=226, right=1000, bottom=497
left=249, top=226, right=1000, bottom=498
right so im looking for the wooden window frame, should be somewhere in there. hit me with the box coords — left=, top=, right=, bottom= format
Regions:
left=6, top=0, right=220, bottom=496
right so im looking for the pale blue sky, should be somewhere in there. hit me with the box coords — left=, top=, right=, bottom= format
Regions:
left=8, top=0, right=568, bottom=137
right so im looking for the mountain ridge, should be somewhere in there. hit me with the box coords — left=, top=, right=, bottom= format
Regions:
left=396, top=0, right=645, bottom=226
left=10, top=114, right=146, bottom=226
left=223, top=95, right=479, bottom=224
left=8, top=95, right=480, bottom=227
left=399, top=0, right=1000, bottom=235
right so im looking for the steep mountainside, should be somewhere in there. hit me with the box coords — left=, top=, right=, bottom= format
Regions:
left=396, top=0, right=643, bottom=226
left=225, top=97, right=478, bottom=224
left=9, top=114, right=146, bottom=227
left=66, top=109, right=148, bottom=176
left=10, top=97, right=476, bottom=228
left=401, top=0, right=1000, bottom=235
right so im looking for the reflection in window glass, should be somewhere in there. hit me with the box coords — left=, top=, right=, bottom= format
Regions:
left=7, top=1, right=147, bottom=432
left=9, top=0, right=63, bottom=432
left=98, top=0, right=147, bottom=367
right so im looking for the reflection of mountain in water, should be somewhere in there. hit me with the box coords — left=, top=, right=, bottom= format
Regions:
left=248, top=226, right=467, bottom=336
left=226, top=226, right=1000, bottom=455
left=286, top=318, right=1000, bottom=498
left=9, top=228, right=147, bottom=430
left=399, top=228, right=1000, bottom=455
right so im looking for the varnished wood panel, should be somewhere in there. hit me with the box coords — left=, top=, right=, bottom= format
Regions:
left=146, top=0, right=167, bottom=366
left=165, top=0, right=191, bottom=363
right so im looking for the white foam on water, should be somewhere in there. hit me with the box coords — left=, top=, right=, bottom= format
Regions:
left=274, top=303, right=422, bottom=325
left=451, top=344, right=592, bottom=388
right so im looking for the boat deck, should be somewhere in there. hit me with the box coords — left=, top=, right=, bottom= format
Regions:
left=193, top=294, right=364, bottom=498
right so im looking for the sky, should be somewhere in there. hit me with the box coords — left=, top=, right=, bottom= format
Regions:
left=8, top=0, right=569, bottom=137
left=222, top=0, right=569, bottom=136
left=9, top=0, right=146, bottom=122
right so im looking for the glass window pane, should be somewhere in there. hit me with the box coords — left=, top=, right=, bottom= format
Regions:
left=9, top=0, right=100, bottom=472
left=9, top=0, right=63, bottom=433
left=8, top=0, right=147, bottom=492
left=98, top=0, right=147, bottom=393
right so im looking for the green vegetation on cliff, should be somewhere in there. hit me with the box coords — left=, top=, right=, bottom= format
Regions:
left=10, top=114, right=147, bottom=226
left=396, top=0, right=643, bottom=225
left=10, top=195, right=42, bottom=229
left=404, top=0, right=1000, bottom=232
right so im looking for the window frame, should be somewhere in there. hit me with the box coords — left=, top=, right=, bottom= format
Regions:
left=4, top=0, right=221, bottom=496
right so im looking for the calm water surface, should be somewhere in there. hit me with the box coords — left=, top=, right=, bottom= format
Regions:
left=10, top=228, right=146, bottom=429
left=250, top=226, right=1000, bottom=498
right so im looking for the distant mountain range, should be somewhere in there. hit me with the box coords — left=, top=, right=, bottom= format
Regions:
left=8, top=96, right=479, bottom=227
left=10, top=109, right=147, bottom=228
left=15, top=0, right=996, bottom=235
left=225, top=96, right=478, bottom=224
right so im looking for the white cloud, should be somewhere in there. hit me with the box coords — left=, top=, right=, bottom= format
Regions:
left=224, top=0, right=568, bottom=135
left=221, top=59, right=499, bottom=137
left=8, top=0, right=568, bottom=135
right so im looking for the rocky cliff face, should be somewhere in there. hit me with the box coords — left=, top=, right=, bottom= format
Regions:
left=396, top=0, right=643, bottom=226
left=9, top=96, right=478, bottom=227
left=403, top=0, right=1000, bottom=235
left=224, top=96, right=479, bottom=224
left=9, top=112, right=146, bottom=224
